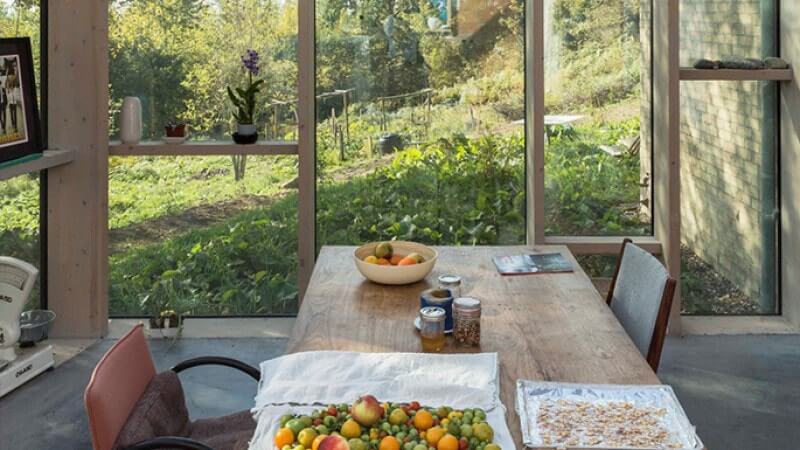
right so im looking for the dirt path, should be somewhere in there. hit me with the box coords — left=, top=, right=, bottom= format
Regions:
left=110, top=154, right=396, bottom=253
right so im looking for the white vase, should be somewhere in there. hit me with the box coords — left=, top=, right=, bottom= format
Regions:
left=237, top=123, right=257, bottom=136
left=120, top=96, right=142, bottom=144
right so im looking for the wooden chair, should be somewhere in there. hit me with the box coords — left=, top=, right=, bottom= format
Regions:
left=606, top=238, right=676, bottom=372
left=84, top=324, right=260, bottom=450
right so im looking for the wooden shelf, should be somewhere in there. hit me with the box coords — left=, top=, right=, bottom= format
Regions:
left=109, top=140, right=299, bottom=156
left=0, top=149, right=74, bottom=181
left=680, top=67, right=793, bottom=81
left=543, top=236, right=662, bottom=255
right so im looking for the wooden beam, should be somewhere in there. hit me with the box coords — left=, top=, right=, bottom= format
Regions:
left=297, top=0, right=316, bottom=302
left=47, top=1, right=109, bottom=338
left=679, top=67, right=793, bottom=81
left=653, top=0, right=681, bottom=334
left=0, top=150, right=73, bottom=182
left=544, top=236, right=662, bottom=255
left=109, top=141, right=298, bottom=156
left=526, top=0, right=545, bottom=244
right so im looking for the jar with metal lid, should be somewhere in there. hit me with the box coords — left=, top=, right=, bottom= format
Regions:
left=453, top=297, right=481, bottom=347
left=437, top=274, right=462, bottom=299
left=419, top=306, right=446, bottom=352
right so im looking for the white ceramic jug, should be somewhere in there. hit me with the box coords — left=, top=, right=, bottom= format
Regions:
left=120, top=96, right=142, bottom=144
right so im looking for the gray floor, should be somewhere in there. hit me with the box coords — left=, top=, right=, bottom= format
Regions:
left=1, top=335, right=799, bottom=450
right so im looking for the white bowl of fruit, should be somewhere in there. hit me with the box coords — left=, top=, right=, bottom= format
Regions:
left=354, top=241, right=438, bottom=285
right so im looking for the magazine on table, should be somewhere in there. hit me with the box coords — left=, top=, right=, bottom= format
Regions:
left=492, top=252, right=573, bottom=275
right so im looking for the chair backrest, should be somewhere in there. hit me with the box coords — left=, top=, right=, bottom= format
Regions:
left=606, top=239, right=676, bottom=372
left=85, top=324, right=157, bottom=450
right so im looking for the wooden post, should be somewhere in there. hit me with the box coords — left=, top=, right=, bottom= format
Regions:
left=653, top=0, right=681, bottom=333
left=427, top=90, right=432, bottom=138
left=47, top=1, right=109, bottom=337
left=338, top=125, right=345, bottom=161
left=273, top=105, right=279, bottom=139
left=526, top=0, right=546, bottom=245
left=342, top=91, right=349, bottom=142
left=380, top=98, right=386, bottom=131
left=297, top=0, right=316, bottom=301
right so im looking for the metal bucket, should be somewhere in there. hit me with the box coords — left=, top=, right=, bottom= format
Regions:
left=19, top=310, right=56, bottom=345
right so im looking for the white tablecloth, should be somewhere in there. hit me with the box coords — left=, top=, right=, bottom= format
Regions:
left=248, top=351, right=515, bottom=450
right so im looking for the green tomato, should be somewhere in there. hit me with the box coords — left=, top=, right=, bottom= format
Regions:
left=316, top=425, right=330, bottom=436
left=484, top=445, right=500, bottom=450
left=361, top=434, right=369, bottom=441
left=282, top=446, right=292, bottom=450
left=389, top=409, right=409, bottom=426
left=286, top=419, right=305, bottom=436
left=395, top=432, right=406, bottom=442
left=339, top=403, right=350, bottom=412
left=469, top=437, right=479, bottom=447
left=381, top=422, right=392, bottom=432
left=324, top=416, right=337, bottom=428
left=408, top=429, right=419, bottom=438
left=349, top=438, right=368, bottom=450
left=447, top=423, right=461, bottom=437
left=300, top=416, right=313, bottom=427
left=462, top=413, right=473, bottom=424
left=292, top=445, right=305, bottom=450
left=473, top=423, right=493, bottom=442
left=473, top=409, right=486, bottom=421
left=280, top=414, right=294, bottom=428
left=460, top=425, right=473, bottom=438
left=391, top=425, right=400, bottom=434
left=413, top=445, right=428, bottom=450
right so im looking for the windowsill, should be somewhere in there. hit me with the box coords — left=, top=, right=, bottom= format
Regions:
left=679, top=315, right=799, bottom=335
left=679, top=67, right=793, bottom=81
left=107, top=317, right=296, bottom=339
left=109, top=140, right=299, bottom=156
left=0, top=149, right=74, bottom=181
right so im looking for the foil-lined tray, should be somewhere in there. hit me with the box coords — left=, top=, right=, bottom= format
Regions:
left=516, top=380, right=704, bottom=450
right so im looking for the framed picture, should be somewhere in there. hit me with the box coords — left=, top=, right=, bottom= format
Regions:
left=0, top=37, right=41, bottom=163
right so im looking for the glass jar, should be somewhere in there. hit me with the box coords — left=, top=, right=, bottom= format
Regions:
left=453, top=297, right=481, bottom=347
left=437, top=274, right=462, bottom=299
left=419, top=306, right=446, bottom=352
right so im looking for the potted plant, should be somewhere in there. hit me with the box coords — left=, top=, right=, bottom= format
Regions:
left=148, top=309, right=182, bottom=339
left=227, top=49, right=264, bottom=143
left=164, top=119, right=188, bottom=144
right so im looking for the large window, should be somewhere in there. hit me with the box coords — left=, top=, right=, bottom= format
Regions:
left=543, top=0, right=653, bottom=236
left=0, top=1, right=43, bottom=310
left=679, top=1, right=779, bottom=315
left=315, top=0, right=526, bottom=248
left=108, top=1, right=300, bottom=316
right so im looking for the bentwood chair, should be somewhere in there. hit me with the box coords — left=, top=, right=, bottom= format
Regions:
left=84, top=324, right=259, bottom=450
left=606, top=238, right=677, bottom=372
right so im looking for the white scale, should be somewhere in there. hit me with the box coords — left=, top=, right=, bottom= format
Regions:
left=0, top=257, right=55, bottom=398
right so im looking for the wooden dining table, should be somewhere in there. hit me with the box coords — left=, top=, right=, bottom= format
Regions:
left=287, top=245, right=660, bottom=447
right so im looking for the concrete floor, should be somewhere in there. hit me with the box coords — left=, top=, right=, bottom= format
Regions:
left=1, top=335, right=799, bottom=450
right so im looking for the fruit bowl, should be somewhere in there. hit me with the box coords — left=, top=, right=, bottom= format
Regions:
left=354, top=241, right=437, bottom=285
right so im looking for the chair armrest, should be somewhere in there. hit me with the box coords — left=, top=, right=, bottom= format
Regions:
left=125, top=436, right=215, bottom=450
left=171, top=356, right=260, bottom=381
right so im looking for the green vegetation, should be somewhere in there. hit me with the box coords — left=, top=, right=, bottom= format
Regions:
left=0, top=0, right=662, bottom=317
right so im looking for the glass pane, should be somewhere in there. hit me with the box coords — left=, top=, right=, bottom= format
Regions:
left=315, top=0, right=526, bottom=248
left=1, top=1, right=42, bottom=310
left=679, top=1, right=778, bottom=315
left=109, top=155, right=299, bottom=316
left=544, top=0, right=652, bottom=236
left=679, top=81, right=778, bottom=315
left=108, top=1, right=298, bottom=141
left=0, top=176, right=40, bottom=310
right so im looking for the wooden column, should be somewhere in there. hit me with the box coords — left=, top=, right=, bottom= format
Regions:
left=46, top=0, right=109, bottom=337
left=652, top=0, right=681, bottom=333
left=526, top=0, right=545, bottom=244
left=297, top=0, right=316, bottom=301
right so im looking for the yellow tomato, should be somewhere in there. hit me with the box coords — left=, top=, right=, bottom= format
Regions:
left=413, top=410, right=434, bottom=430
left=425, top=427, right=446, bottom=446
left=379, top=436, right=401, bottom=450
left=437, top=434, right=459, bottom=450
left=341, top=419, right=362, bottom=439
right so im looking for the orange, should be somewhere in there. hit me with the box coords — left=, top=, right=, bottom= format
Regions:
left=379, top=436, right=401, bottom=450
left=437, top=434, right=459, bottom=450
left=274, top=427, right=295, bottom=449
left=398, top=257, right=417, bottom=266
left=312, top=434, right=327, bottom=450
left=390, top=255, right=404, bottom=265
left=414, top=410, right=434, bottom=430
left=425, top=427, right=446, bottom=446
left=377, top=258, right=391, bottom=266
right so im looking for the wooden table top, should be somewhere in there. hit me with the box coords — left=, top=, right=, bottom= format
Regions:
left=288, top=245, right=660, bottom=446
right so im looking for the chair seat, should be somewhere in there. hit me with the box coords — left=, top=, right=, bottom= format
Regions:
left=113, top=371, right=255, bottom=450
left=188, top=410, right=255, bottom=450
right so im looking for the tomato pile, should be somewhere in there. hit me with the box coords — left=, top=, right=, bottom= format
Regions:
left=274, top=397, right=500, bottom=450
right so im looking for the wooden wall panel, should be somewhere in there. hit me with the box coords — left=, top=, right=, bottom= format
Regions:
left=46, top=0, right=109, bottom=337
left=297, top=0, right=316, bottom=301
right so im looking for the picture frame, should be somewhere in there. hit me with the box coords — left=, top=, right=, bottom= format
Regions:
left=0, top=37, right=42, bottom=163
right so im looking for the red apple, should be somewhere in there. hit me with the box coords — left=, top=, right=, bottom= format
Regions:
left=351, top=395, right=384, bottom=427
left=318, top=435, right=349, bottom=450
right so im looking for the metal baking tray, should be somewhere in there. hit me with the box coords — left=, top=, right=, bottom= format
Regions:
left=516, top=380, right=704, bottom=450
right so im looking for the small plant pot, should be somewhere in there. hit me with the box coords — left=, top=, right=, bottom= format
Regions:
left=148, top=315, right=181, bottom=339
left=148, top=326, right=179, bottom=339
left=165, top=123, right=187, bottom=137
left=237, top=123, right=257, bottom=136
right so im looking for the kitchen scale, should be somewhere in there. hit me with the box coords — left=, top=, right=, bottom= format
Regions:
left=0, top=257, right=55, bottom=398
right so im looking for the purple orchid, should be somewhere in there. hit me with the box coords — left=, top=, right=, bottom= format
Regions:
left=241, top=49, right=260, bottom=76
